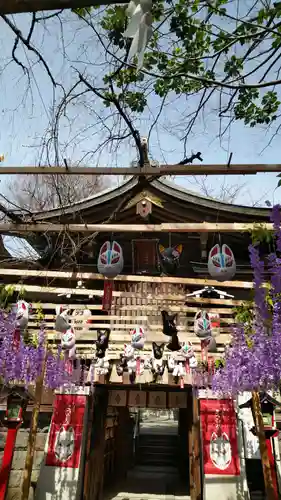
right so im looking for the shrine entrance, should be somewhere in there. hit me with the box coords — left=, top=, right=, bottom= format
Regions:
left=84, top=387, right=195, bottom=500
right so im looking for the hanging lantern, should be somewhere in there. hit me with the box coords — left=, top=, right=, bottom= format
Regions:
left=208, top=244, right=236, bottom=281
left=4, top=389, right=29, bottom=425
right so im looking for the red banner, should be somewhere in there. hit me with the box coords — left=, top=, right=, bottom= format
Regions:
left=200, top=399, right=240, bottom=476
left=46, top=394, right=87, bottom=468
left=102, top=280, right=113, bottom=311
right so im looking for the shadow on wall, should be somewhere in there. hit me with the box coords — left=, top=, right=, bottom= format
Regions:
left=34, top=458, right=79, bottom=500
left=204, top=475, right=250, bottom=500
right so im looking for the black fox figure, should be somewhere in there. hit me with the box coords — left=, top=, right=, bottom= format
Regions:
left=152, top=342, right=165, bottom=359
left=158, top=244, right=183, bottom=275
left=151, top=342, right=165, bottom=377
left=166, top=334, right=181, bottom=352
left=161, top=310, right=178, bottom=336
left=95, top=329, right=110, bottom=358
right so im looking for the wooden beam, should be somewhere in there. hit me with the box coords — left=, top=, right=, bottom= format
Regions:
left=0, top=267, right=253, bottom=288
left=0, top=0, right=127, bottom=15
left=0, top=222, right=272, bottom=234
left=8, top=275, right=253, bottom=294
left=0, top=164, right=280, bottom=175
left=29, top=297, right=244, bottom=307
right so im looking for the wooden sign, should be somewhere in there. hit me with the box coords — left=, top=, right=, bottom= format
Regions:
left=108, top=390, right=127, bottom=407
left=148, top=391, right=166, bottom=408
left=128, top=391, right=146, bottom=407
left=168, top=392, right=187, bottom=409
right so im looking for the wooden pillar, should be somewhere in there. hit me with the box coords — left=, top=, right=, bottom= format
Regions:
left=189, top=391, right=202, bottom=500
left=252, top=391, right=277, bottom=500
left=82, top=393, right=95, bottom=500
left=21, top=354, right=47, bottom=500
left=84, top=388, right=108, bottom=500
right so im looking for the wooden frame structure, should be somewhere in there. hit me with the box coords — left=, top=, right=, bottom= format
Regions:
left=0, top=269, right=254, bottom=288
left=0, top=164, right=280, bottom=176
left=0, top=0, right=128, bottom=14
left=0, top=159, right=277, bottom=500
left=0, top=221, right=273, bottom=234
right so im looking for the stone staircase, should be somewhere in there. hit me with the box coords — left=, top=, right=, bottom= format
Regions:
left=103, top=415, right=190, bottom=500
left=136, top=432, right=178, bottom=468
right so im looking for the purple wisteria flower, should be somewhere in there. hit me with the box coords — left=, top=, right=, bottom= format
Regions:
left=213, top=205, right=281, bottom=396
left=0, top=311, right=70, bottom=389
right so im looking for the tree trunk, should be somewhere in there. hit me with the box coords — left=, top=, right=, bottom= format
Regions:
left=251, top=391, right=276, bottom=500
left=21, top=354, right=47, bottom=500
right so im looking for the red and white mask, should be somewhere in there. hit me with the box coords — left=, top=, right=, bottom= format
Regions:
left=97, top=241, right=124, bottom=278
left=208, top=244, right=236, bottom=281
left=194, top=310, right=212, bottom=338
left=130, top=326, right=145, bottom=349
left=15, top=300, right=31, bottom=330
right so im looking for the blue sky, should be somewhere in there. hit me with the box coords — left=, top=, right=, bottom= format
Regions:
left=0, top=9, right=281, bottom=208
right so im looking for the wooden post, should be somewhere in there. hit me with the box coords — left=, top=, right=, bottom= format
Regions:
left=252, top=391, right=277, bottom=500
left=21, top=354, right=47, bottom=500
left=82, top=393, right=95, bottom=500
left=84, top=389, right=108, bottom=500
left=189, top=392, right=202, bottom=500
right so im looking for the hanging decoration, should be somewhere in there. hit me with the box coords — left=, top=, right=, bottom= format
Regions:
left=149, top=342, right=165, bottom=379
left=13, top=300, right=31, bottom=348
left=55, top=306, right=70, bottom=333
left=194, top=310, right=217, bottom=361
left=181, top=341, right=198, bottom=368
left=93, top=329, right=111, bottom=378
left=123, top=0, right=153, bottom=71
left=97, top=240, right=124, bottom=312
left=130, top=326, right=145, bottom=349
left=46, top=394, right=87, bottom=468
left=200, top=399, right=240, bottom=476
left=71, top=308, right=92, bottom=333
left=123, top=344, right=137, bottom=378
left=93, top=356, right=110, bottom=376
left=161, top=310, right=177, bottom=335
left=161, top=310, right=181, bottom=351
left=95, top=329, right=110, bottom=357
left=158, top=244, right=183, bottom=275
left=208, top=244, right=236, bottom=282
left=97, top=240, right=124, bottom=278
left=168, top=342, right=197, bottom=388
left=61, top=330, right=76, bottom=361
left=194, top=310, right=212, bottom=338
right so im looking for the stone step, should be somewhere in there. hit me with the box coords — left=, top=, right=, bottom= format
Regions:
left=106, top=495, right=190, bottom=500
left=104, top=491, right=190, bottom=500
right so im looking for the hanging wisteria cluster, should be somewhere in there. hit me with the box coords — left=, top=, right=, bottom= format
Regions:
left=0, top=310, right=70, bottom=389
left=213, top=205, right=281, bottom=396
